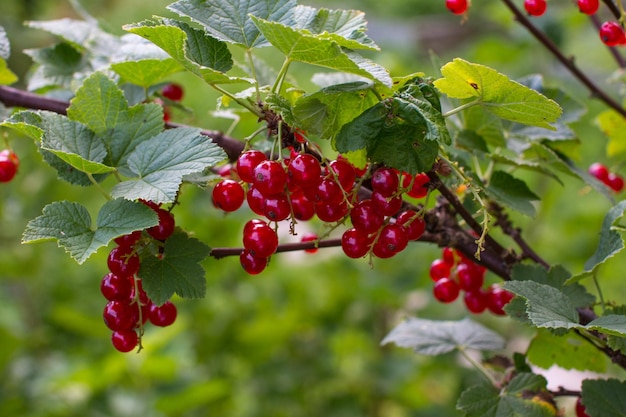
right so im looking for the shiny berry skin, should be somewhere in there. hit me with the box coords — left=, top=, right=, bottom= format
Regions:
left=588, top=162, right=610, bottom=183
left=372, top=241, right=396, bottom=259
left=600, top=21, right=626, bottom=47
left=524, top=0, right=547, bottom=16
left=304, top=178, right=343, bottom=205
left=371, top=191, right=403, bottom=216
left=212, top=179, right=245, bottom=212
left=486, top=286, right=514, bottom=315
left=429, top=259, right=451, bottom=281
left=446, top=0, right=468, bottom=15
left=288, top=154, right=322, bottom=188
left=371, top=167, right=399, bottom=197
left=252, top=160, right=287, bottom=197
left=315, top=200, right=349, bottom=222
left=301, top=233, right=319, bottom=254
left=290, top=190, right=316, bottom=221
left=103, top=300, right=139, bottom=331
left=456, top=263, right=484, bottom=292
left=111, top=330, right=139, bottom=352
left=262, top=194, right=291, bottom=221
left=243, top=220, right=278, bottom=258
left=442, top=247, right=456, bottom=266
left=149, top=301, right=177, bottom=327
left=147, top=208, right=176, bottom=240
left=578, top=0, right=599, bottom=15
left=328, top=159, right=356, bottom=191
left=161, top=83, right=184, bottom=101
left=575, top=398, right=591, bottom=417
left=377, top=224, right=408, bottom=254
left=293, top=129, right=307, bottom=143
left=114, top=231, right=142, bottom=248
left=0, top=149, right=19, bottom=182
left=246, top=185, right=266, bottom=215
left=396, top=210, right=425, bottom=241
left=107, top=245, right=140, bottom=278
left=341, top=228, right=372, bottom=258
left=464, top=290, right=488, bottom=314
left=433, top=277, right=460, bottom=303
left=237, top=150, right=267, bottom=183
left=607, top=172, right=625, bottom=192
left=101, top=273, right=133, bottom=301
left=240, top=249, right=268, bottom=274
left=351, top=200, right=384, bottom=234
left=402, top=172, right=430, bottom=199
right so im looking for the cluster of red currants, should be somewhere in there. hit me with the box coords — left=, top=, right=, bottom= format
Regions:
left=155, top=82, right=184, bottom=122
left=429, top=247, right=514, bottom=315
left=101, top=201, right=177, bottom=352
left=0, top=149, right=19, bottom=183
left=588, top=162, right=624, bottom=193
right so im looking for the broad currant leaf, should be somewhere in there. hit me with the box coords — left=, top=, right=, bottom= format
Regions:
left=485, top=170, right=539, bottom=217
left=581, top=379, right=626, bottom=417
left=381, top=317, right=505, bottom=355
left=23, top=43, right=85, bottom=90
left=26, top=18, right=111, bottom=52
left=22, top=199, right=158, bottom=264
left=434, top=58, right=562, bottom=129
left=111, top=127, right=227, bottom=204
left=527, top=329, right=606, bottom=373
left=140, top=230, right=211, bottom=305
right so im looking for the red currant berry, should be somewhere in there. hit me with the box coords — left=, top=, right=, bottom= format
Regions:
left=237, top=150, right=267, bottom=183
left=148, top=301, right=177, bottom=327
left=351, top=200, right=385, bottom=234
left=446, top=0, right=468, bottom=15
left=371, top=167, right=399, bottom=197
left=456, top=263, right=484, bottom=292
left=293, top=129, right=307, bottom=143
left=246, top=185, right=266, bottom=215
left=377, top=224, right=408, bottom=254
left=396, top=210, right=426, bottom=241
left=341, top=228, right=372, bottom=258
left=607, top=172, right=624, bottom=192
left=371, top=191, right=403, bottom=216
left=402, top=172, right=430, bottom=199
left=524, top=0, right=547, bottom=16
left=433, top=277, right=460, bottom=303
left=243, top=220, right=279, bottom=258
left=288, top=154, right=322, bottom=188
left=114, top=231, right=142, bottom=248
left=575, top=398, right=591, bottom=417
left=290, top=190, right=316, bottom=221
left=161, top=83, right=184, bottom=101
left=0, top=149, right=19, bottom=183
left=486, top=285, right=514, bottom=315
left=240, top=249, right=269, bottom=274
left=372, top=241, right=396, bottom=259
left=337, top=154, right=368, bottom=177
left=262, top=194, right=291, bottom=221
left=252, top=160, right=287, bottom=197
left=315, top=200, right=349, bottom=222
left=111, top=330, right=139, bottom=352
left=101, top=273, right=133, bottom=301
left=107, top=245, right=140, bottom=278
left=588, top=162, right=609, bottom=182
left=464, top=290, right=488, bottom=314
left=328, top=159, right=356, bottom=191
left=103, top=300, right=139, bottom=331
left=429, top=259, right=451, bottom=281
left=578, top=0, right=599, bottom=15
left=304, top=178, right=344, bottom=205
left=442, top=247, right=456, bottom=266
left=301, top=232, right=319, bottom=254
left=600, top=21, right=626, bottom=47
left=147, top=208, right=175, bottom=240
left=212, top=179, right=245, bottom=212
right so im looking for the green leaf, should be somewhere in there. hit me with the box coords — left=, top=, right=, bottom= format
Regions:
left=597, top=109, right=626, bottom=157
left=294, top=5, right=379, bottom=51
left=140, top=231, right=211, bottom=305
left=485, top=171, right=539, bottom=217
left=250, top=16, right=391, bottom=87
left=503, top=281, right=579, bottom=330
left=527, top=329, right=606, bottom=373
left=586, top=315, right=626, bottom=338
left=0, top=58, right=17, bottom=85
left=581, top=379, right=626, bottom=417
left=111, top=128, right=227, bottom=204
left=434, top=58, right=562, bottom=129
left=168, top=0, right=296, bottom=48
left=381, top=317, right=505, bottom=355
left=26, top=18, right=113, bottom=52
left=457, top=373, right=556, bottom=417
left=22, top=199, right=158, bottom=264
left=111, top=59, right=183, bottom=88
left=23, top=43, right=85, bottom=90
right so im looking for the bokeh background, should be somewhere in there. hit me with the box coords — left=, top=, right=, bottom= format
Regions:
left=1, top=0, right=625, bottom=416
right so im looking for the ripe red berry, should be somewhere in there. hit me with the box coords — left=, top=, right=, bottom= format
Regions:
left=433, top=277, right=460, bottom=303
left=301, top=232, right=319, bottom=254
left=0, top=149, right=19, bottom=183
left=442, top=247, right=456, bottom=266
left=262, top=194, right=291, bottom=221
left=607, top=172, right=625, bottom=192
left=304, top=178, right=344, bottom=205
left=524, top=0, right=547, bottom=16
left=464, top=290, right=488, bottom=314
left=396, top=210, right=425, bottom=241
left=377, top=224, right=408, bottom=254
left=600, top=21, right=626, bottom=47
left=588, top=162, right=610, bottom=183
left=147, top=208, right=176, bottom=240
left=114, top=231, right=142, bottom=248
left=328, top=159, right=356, bottom=191
left=240, top=249, right=269, bottom=274
left=578, top=0, right=599, bottom=15
left=161, top=83, right=184, bottom=101
left=486, top=285, right=515, bottom=315
left=371, top=167, right=399, bottom=197
left=111, top=330, right=139, bottom=352
left=575, top=398, right=591, bottom=417
left=351, top=199, right=385, bottom=234
left=252, top=160, right=287, bottom=197
left=242, top=220, right=278, bottom=258
left=290, top=189, right=316, bottom=221
left=445, top=0, right=468, bottom=15
left=288, top=154, right=322, bottom=188
left=293, top=129, right=307, bottom=143
left=315, top=200, right=349, bottom=222
left=429, top=259, right=451, bottom=281
left=456, top=262, right=484, bottom=292
left=341, top=228, right=372, bottom=258
left=237, top=150, right=267, bottom=183
left=101, top=273, right=133, bottom=301
left=212, top=179, right=245, bottom=212
left=148, top=301, right=177, bottom=327
left=371, top=191, right=403, bottom=217
left=103, top=300, right=139, bottom=331
left=107, top=245, right=140, bottom=278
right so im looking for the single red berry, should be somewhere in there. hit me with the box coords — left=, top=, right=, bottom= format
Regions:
left=101, top=273, right=133, bottom=302
left=402, top=172, right=430, bottom=199
left=524, top=0, right=547, bottom=16
left=486, top=285, right=515, bottom=315
left=114, top=231, right=142, bottom=248
left=290, top=190, right=316, bottom=221
left=575, top=398, right=591, bottom=417
left=301, top=232, right=319, bottom=254
left=237, top=150, right=267, bottom=183
left=442, top=247, right=456, bottom=266
left=293, top=129, right=307, bottom=143
left=262, top=194, right=291, bottom=221
left=107, top=245, right=140, bottom=278
left=246, top=185, right=266, bottom=216
left=372, top=240, right=396, bottom=259
left=456, top=262, right=484, bottom=292
left=240, top=249, right=269, bottom=274
left=588, top=162, right=610, bottom=183
left=103, top=300, right=139, bottom=331
left=371, top=191, right=403, bottom=216
left=161, top=83, right=184, bottom=101
left=600, top=21, right=626, bottom=47
left=433, top=277, right=460, bottom=303
left=288, top=154, right=322, bottom=188
left=337, top=154, right=368, bottom=177
left=464, top=290, right=488, bottom=314
left=243, top=220, right=278, bottom=258
left=341, top=228, right=372, bottom=258
left=315, top=200, right=349, bottom=222
left=252, top=160, right=287, bottom=197
left=328, top=159, right=356, bottom=191
left=377, top=224, right=408, bottom=254
left=149, top=301, right=177, bottom=327
left=429, top=259, right=451, bottom=281
left=111, top=330, right=139, bottom=353
left=578, top=0, right=599, bottom=15
left=371, top=167, right=399, bottom=197
left=212, top=179, right=245, bottom=212
left=446, top=0, right=468, bottom=15
left=147, top=208, right=175, bottom=240
left=304, top=178, right=344, bottom=205
left=396, top=210, right=425, bottom=241
left=351, top=199, right=385, bottom=234
left=607, top=172, right=624, bottom=192
left=0, top=149, right=19, bottom=183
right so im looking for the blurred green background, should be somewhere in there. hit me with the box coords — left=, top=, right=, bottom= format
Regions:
left=1, top=0, right=626, bottom=416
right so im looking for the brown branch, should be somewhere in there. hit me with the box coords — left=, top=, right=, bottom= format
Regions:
left=0, top=85, right=69, bottom=115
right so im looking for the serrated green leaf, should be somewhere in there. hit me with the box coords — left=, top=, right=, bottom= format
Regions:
left=457, top=373, right=556, bottom=417
left=434, top=58, right=562, bottom=129
left=26, top=19, right=103, bottom=51
left=140, top=231, right=210, bottom=304
left=527, top=330, right=606, bottom=373
left=251, top=16, right=391, bottom=87
left=597, top=109, right=626, bottom=157
left=111, top=128, right=227, bottom=203
left=167, top=0, right=295, bottom=48
left=586, top=315, right=626, bottom=338
left=24, top=43, right=84, bottom=90
left=381, top=317, right=505, bottom=355
left=581, top=379, right=626, bottom=417
left=503, top=281, right=579, bottom=330
left=486, top=171, right=539, bottom=217
left=22, top=199, right=158, bottom=264
left=110, top=59, right=182, bottom=88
